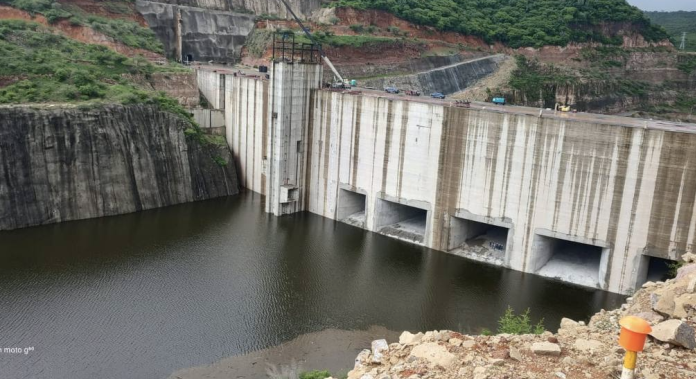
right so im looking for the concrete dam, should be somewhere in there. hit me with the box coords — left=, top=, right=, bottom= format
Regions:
left=207, top=59, right=696, bottom=295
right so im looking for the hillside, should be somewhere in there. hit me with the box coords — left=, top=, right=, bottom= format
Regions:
left=0, top=0, right=163, bottom=53
left=0, top=19, right=192, bottom=109
left=330, top=0, right=669, bottom=48
left=646, top=11, right=696, bottom=51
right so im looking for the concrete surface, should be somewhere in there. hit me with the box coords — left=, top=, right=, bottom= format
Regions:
left=223, top=61, right=696, bottom=294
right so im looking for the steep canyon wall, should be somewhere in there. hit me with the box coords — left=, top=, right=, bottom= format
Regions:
left=0, top=105, right=239, bottom=231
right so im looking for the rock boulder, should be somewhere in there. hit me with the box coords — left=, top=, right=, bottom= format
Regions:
left=649, top=320, right=696, bottom=350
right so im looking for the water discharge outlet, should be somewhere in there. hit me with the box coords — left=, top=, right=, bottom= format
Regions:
left=337, top=189, right=367, bottom=228
left=448, top=216, right=510, bottom=266
left=531, top=233, right=610, bottom=289
left=374, top=198, right=429, bottom=245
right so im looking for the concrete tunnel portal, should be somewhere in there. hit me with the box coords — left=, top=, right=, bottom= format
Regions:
left=637, top=255, right=674, bottom=286
left=337, top=189, right=367, bottom=228
left=532, top=233, right=609, bottom=289
left=374, top=198, right=428, bottom=245
left=448, top=216, right=510, bottom=265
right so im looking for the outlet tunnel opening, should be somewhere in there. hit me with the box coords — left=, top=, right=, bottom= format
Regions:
left=637, top=255, right=675, bottom=286
left=448, top=216, right=509, bottom=265
left=532, top=234, right=608, bottom=289
left=337, top=189, right=367, bottom=228
left=375, top=199, right=428, bottom=245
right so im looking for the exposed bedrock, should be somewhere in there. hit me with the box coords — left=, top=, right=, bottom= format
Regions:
left=136, top=0, right=255, bottom=62
left=360, top=55, right=506, bottom=95
left=136, top=0, right=320, bottom=17
left=0, top=105, right=239, bottom=231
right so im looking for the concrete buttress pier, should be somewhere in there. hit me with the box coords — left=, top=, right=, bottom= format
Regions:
left=224, top=61, right=322, bottom=216
left=221, top=62, right=696, bottom=294
left=266, top=62, right=322, bottom=215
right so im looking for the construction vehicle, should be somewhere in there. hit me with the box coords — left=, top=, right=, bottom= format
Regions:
left=555, top=103, right=572, bottom=112
left=492, top=97, right=506, bottom=105
left=278, top=0, right=351, bottom=89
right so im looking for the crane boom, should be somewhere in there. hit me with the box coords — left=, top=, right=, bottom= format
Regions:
left=277, top=0, right=345, bottom=83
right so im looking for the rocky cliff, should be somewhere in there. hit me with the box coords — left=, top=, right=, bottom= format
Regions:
left=136, top=0, right=319, bottom=17
left=136, top=0, right=255, bottom=62
left=0, top=104, right=239, bottom=231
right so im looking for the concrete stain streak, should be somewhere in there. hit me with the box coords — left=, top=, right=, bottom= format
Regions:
left=351, top=99, right=362, bottom=187
left=396, top=102, right=409, bottom=199
left=381, top=101, right=394, bottom=195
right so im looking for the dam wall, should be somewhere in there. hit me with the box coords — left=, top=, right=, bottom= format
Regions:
left=225, top=74, right=269, bottom=195
left=305, top=92, right=696, bottom=294
left=224, top=61, right=696, bottom=294
left=198, top=69, right=225, bottom=109
left=0, top=105, right=239, bottom=231
left=360, top=55, right=506, bottom=95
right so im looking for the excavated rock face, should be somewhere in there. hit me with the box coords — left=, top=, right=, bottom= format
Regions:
left=0, top=105, right=238, bottom=231
left=360, top=55, right=506, bottom=96
left=136, top=0, right=255, bottom=62
left=136, top=0, right=320, bottom=17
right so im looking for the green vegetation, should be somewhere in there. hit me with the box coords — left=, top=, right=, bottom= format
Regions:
left=244, top=28, right=274, bottom=58
left=299, top=371, right=332, bottom=379
left=507, top=55, right=577, bottom=107
left=0, top=20, right=182, bottom=107
left=348, top=24, right=378, bottom=34
left=645, top=11, right=696, bottom=51
left=330, top=0, right=668, bottom=48
left=0, top=0, right=163, bottom=53
left=292, top=30, right=404, bottom=48
left=677, top=54, right=696, bottom=74
left=667, top=261, right=684, bottom=278
left=497, top=306, right=545, bottom=335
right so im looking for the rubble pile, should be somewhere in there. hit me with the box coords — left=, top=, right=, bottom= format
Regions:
left=344, top=256, right=696, bottom=379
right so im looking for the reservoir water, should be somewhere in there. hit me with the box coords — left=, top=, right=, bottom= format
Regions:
left=0, top=193, right=624, bottom=379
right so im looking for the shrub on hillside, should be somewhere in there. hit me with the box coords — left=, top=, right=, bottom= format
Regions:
left=497, top=306, right=545, bottom=335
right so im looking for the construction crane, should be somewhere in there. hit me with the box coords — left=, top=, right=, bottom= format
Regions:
left=277, top=0, right=348, bottom=87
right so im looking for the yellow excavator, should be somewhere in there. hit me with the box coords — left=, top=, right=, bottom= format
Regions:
left=555, top=103, right=572, bottom=112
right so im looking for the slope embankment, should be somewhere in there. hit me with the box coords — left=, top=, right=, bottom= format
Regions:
left=360, top=55, right=506, bottom=95
left=0, top=104, right=239, bottom=231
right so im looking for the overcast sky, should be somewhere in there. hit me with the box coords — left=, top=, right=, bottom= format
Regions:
left=627, top=0, right=696, bottom=11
